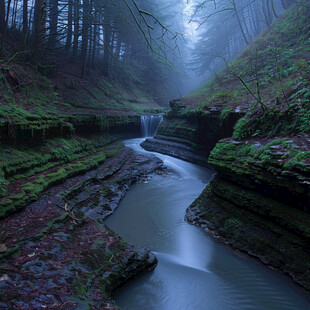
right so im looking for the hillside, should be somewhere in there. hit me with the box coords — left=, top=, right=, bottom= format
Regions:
left=0, top=40, right=163, bottom=118
left=188, top=4, right=310, bottom=113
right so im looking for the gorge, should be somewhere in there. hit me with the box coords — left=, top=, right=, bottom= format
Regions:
left=0, top=0, right=309, bottom=309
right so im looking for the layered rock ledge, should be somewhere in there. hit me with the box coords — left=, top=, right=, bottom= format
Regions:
left=140, top=101, right=244, bottom=160
left=0, top=145, right=163, bottom=309
left=187, top=137, right=310, bottom=291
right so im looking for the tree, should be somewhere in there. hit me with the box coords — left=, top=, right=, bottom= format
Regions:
left=72, top=0, right=80, bottom=59
left=0, top=0, right=11, bottom=57
left=230, top=0, right=250, bottom=45
left=262, top=0, right=273, bottom=27
left=33, top=0, right=47, bottom=59
left=190, top=0, right=285, bottom=77
left=0, top=0, right=5, bottom=33
left=47, top=0, right=58, bottom=49
left=65, top=0, right=73, bottom=51
left=81, top=0, right=90, bottom=77
left=23, top=0, right=28, bottom=35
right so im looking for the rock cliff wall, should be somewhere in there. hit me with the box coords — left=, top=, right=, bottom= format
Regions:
left=141, top=101, right=244, bottom=166
left=149, top=101, right=310, bottom=291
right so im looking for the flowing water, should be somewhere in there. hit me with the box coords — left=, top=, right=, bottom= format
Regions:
left=141, top=115, right=163, bottom=137
left=105, top=138, right=310, bottom=310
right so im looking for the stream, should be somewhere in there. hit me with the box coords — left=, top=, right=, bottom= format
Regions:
left=105, top=138, right=310, bottom=310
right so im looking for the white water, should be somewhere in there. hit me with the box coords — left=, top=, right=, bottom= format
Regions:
left=105, top=139, right=310, bottom=310
left=141, top=115, right=163, bottom=138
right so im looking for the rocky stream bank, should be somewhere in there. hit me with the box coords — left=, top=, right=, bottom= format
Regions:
left=0, top=116, right=164, bottom=309
left=0, top=145, right=162, bottom=309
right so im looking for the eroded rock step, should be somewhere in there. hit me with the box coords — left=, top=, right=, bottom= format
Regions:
left=0, top=145, right=163, bottom=309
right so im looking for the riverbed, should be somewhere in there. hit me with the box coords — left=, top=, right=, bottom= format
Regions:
left=105, top=138, right=310, bottom=310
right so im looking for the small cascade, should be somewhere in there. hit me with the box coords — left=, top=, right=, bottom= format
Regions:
left=141, top=115, right=163, bottom=137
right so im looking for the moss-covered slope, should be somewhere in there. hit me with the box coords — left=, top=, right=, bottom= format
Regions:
left=188, top=4, right=310, bottom=112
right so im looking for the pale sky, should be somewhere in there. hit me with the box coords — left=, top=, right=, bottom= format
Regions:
left=182, top=0, right=199, bottom=42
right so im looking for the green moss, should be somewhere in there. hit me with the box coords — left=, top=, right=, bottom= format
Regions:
left=284, top=151, right=310, bottom=172
left=209, top=141, right=238, bottom=162
left=237, top=144, right=255, bottom=157
left=232, top=102, right=310, bottom=140
left=253, top=138, right=287, bottom=159
left=220, top=106, right=232, bottom=121
left=224, top=218, right=243, bottom=231
left=0, top=142, right=123, bottom=218
left=232, top=117, right=251, bottom=140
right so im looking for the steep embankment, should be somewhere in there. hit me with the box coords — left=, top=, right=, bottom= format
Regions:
left=143, top=4, right=310, bottom=290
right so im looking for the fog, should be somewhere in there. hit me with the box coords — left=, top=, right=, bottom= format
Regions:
left=0, top=0, right=289, bottom=104
left=150, top=0, right=287, bottom=101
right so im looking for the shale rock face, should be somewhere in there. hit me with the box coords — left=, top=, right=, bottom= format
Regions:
left=208, top=138, right=310, bottom=211
left=0, top=114, right=141, bottom=144
left=187, top=136, right=310, bottom=290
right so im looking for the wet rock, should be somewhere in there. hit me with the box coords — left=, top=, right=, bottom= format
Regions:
left=141, top=138, right=211, bottom=168
left=186, top=136, right=310, bottom=291
left=0, top=145, right=161, bottom=309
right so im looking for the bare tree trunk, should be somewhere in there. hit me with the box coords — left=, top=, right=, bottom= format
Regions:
left=47, top=0, right=58, bottom=49
left=109, top=28, right=115, bottom=79
left=240, top=3, right=252, bottom=42
left=11, top=0, right=18, bottom=28
left=115, top=34, right=121, bottom=61
left=103, top=15, right=111, bottom=77
left=0, top=0, right=11, bottom=58
left=87, top=0, right=93, bottom=65
left=72, top=0, right=79, bottom=59
left=81, top=0, right=89, bottom=77
left=91, top=9, right=97, bottom=64
left=271, top=0, right=279, bottom=18
left=23, top=0, right=28, bottom=35
left=65, top=0, right=73, bottom=51
left=231, top=0, right=249, bottom=45
left=225, top=22, right=232, bottom=60
left=0, top=0, right=5, bottom=33
left=88, top=22, right=92, bottom=65
left=33, top=0, right=47, bottom=60
left=262, top=0, right=272, bottom=27
left=249, top=0, right=260, bottom=37
left=266, top=0, right=274, bottom=24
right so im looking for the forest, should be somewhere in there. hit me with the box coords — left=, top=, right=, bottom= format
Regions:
left=0, top=0, right=309, bottom=309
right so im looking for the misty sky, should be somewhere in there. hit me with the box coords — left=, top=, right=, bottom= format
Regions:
left=183, top=0, right=200, bottom=42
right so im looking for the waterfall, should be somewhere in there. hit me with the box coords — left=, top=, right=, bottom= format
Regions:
left=141, top=115, right=163, bottom=138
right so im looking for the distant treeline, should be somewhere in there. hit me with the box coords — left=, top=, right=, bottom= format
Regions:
left=191, top=0, right=298, bottom=75
left=0, top=0, right=179, bottom=82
